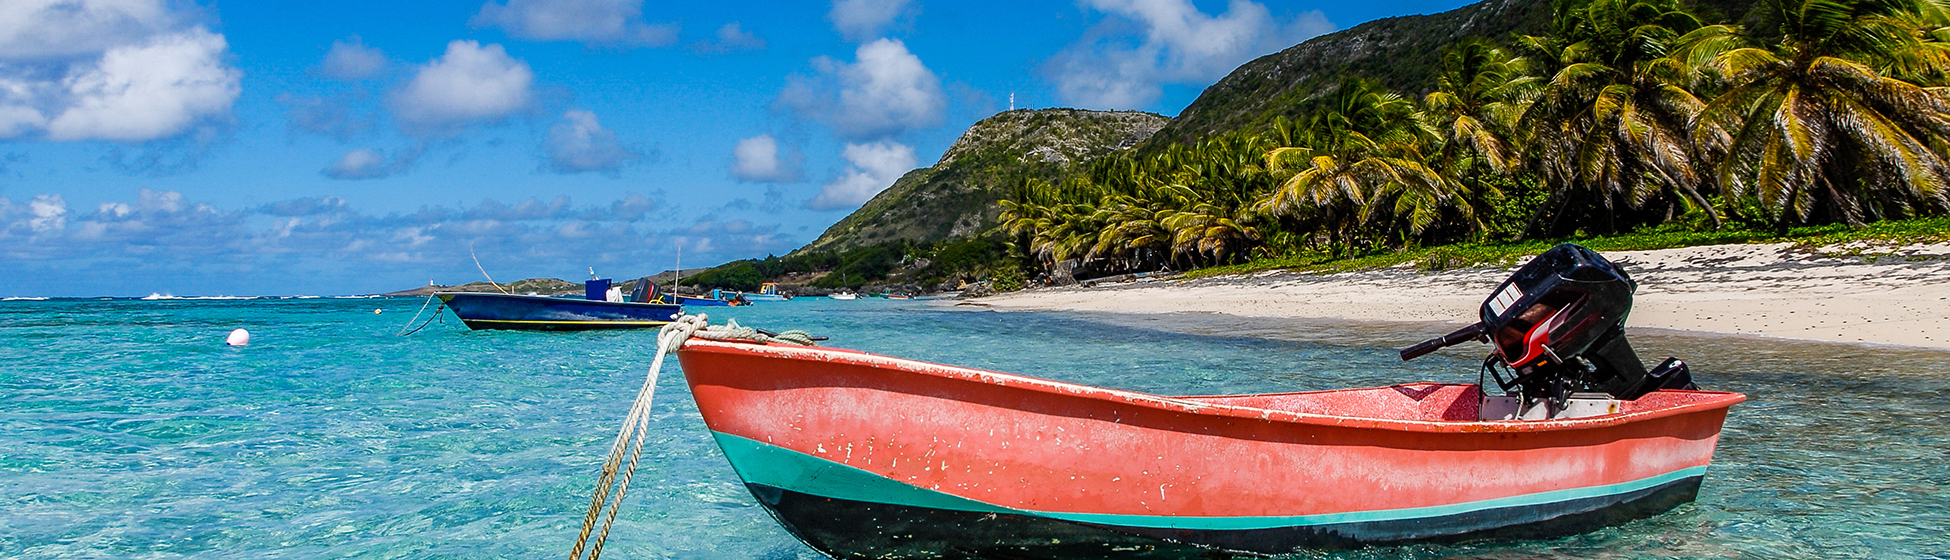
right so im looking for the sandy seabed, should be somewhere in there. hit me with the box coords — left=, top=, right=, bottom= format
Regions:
left=970, top=242, right=1950, bottom=351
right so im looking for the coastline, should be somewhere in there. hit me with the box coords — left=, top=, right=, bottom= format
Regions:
left=969, top=242, right=1950, bottom=351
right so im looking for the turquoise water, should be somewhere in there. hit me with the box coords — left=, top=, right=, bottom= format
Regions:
left=2, top=297, right=1945, bottom=559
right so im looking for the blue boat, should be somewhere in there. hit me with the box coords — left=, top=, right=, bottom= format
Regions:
left=436, top=278, right=682, bottom=330
left=711, top=282, right=789, bottom=302
left=674, top=294, right=730, bottom=307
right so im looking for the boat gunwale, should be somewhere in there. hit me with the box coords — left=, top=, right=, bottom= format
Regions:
left=680, top=339, right=1746, bottom=434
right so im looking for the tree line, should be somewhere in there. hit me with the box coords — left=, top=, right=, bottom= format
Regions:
left=1000, top=0, right=1950, bottom=278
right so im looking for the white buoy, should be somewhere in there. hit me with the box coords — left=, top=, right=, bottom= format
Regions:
left=226, top=328, right=250, bottom=346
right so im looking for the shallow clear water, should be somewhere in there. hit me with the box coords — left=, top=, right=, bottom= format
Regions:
left=1, top=297, right=1944, bottom=559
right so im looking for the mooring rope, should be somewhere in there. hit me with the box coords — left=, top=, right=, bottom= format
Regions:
left=396, top=294, right=445, bottom=337
left=567, top=314, right=815, bottom=560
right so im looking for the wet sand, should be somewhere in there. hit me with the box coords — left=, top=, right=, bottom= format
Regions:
left=971, top=242, right=1950, bottom=351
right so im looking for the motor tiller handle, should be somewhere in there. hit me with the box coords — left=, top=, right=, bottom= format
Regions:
left=1400, top=323, right=1486, bottom=361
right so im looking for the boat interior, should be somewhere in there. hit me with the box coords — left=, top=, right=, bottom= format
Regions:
left=1179, top=383, right=1730, bottom=423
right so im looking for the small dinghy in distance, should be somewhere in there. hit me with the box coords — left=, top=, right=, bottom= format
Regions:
left=676, top=243, right=1742, bottom=558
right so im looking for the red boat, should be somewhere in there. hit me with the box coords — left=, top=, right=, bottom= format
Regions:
left=678, top=339, right=1743, bottom=557
left=674, top=244, right=1743, bottom=558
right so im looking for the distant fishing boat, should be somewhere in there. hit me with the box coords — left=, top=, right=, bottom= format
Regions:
left=826, top=291, right=857, bottom=300
left=712, top=282, right=788, bottom=302
left=673, top=294, right=730, bottom=307
left=437, top=277, right=680, bottom=331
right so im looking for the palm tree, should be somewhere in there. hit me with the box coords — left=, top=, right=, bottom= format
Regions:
left=1427, top=39, right=1536, bottom=175
left=1519, top=0, right=1723, bottom=234
left=1161, top=202, right=1261, bottom=266
left=1425, top=39, right=1541, bottom=238
left=1693, top=0, right=1950, bottom=225
left=1256, top=79, right=1452, bottom=255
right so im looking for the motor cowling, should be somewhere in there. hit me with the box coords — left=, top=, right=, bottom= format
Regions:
left=1401, top=243, right=1696, bottom=404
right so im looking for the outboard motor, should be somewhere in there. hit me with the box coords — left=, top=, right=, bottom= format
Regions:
left=1400, top=244, right=1697, bottom=416
left=629, top=278, right=660, bottom=303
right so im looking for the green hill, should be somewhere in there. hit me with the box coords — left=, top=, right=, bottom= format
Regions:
left=799, top=109, right=1169, bottom=254
left=685, top=0, right=1773, bottom=294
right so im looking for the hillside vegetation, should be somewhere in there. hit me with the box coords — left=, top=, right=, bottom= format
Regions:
left=994, top=0, right=1950, bottom=285
left=687, top=109, right=1165, bottom=294
left=799, top=109, right=1168, bottom=254
left=685, top=0, right=1950, bottom=295
left=1144, top=0, right=1762, bottom=148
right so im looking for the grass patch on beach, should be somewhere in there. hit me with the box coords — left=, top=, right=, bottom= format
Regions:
left=1182, top=217, right=1950, bottom=279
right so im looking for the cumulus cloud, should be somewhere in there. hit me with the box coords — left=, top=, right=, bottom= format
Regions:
left=689, top=22, right=766, bottom=54
left=829, top=0, right=911, bottom=42
left=1046, top=0, right=1333, bottom=109
left=544, top=109, right=644, bottom=175
left=807, top=141, right=914, bottom=210
left=0, top=1, right=238, bottom=143
left=324, top=144, right=423, bottom=180
left=0, top=0, right=241, bottom=144
left=45, top=28, right=239, bottom=142
left=0, top=103, right=45, bottom=139
left=390, top=40, right=534, bottom=135
left=318, top=36, right=388, bottom=80
left=778, top=38, right=943, bottom=141
left=730, top=134, right=803, bottom=183
left=28, top=194, right=66, bottom=233
left=471, top=0, right=677, bottom=47
left=0, top=0, right=190, bottom=61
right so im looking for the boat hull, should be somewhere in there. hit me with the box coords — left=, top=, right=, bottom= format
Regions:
left=674, top=295, right=730, bottom=307
left=677, top=340, right=1742, bottom=558
left=435, top=292, right=680, bottom=330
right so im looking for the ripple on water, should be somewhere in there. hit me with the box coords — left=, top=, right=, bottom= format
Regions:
left=1, top=297, right=1945, bottom=559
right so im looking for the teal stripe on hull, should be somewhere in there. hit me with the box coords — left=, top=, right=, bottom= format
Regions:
left=710, top=431, right=1710, bottom=531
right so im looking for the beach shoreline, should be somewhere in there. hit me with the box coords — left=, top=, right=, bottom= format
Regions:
left=967, top=242, right=1950, bottom=351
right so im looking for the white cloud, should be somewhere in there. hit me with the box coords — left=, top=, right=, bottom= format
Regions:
left=326, top=148, right=388, bottom=180
left=324, top=144, right=423, bottom=180
left=778, top=38, right=943, bottom=141
left=0, top=103, right=46, bottom=139
left=0, top=0, right=240, bottom=144
left=807, top=141, right=914, bottom=210
left=44, top=28, right=240, bottom=142
left=0, top=189, right=813, bottom=297
left=829, top=0, right=911, bottom=42
left=28, top=194, right=65, bottom=233
left=318, top=36, right=388, bottom=80
left=690, top=22, right=766, bottom=54
left=544, top=109, right=643, bottom=175
left=471, top=0, right=677, bottom=47
left=1047, top=0, right=1333, bottom=109
left=0, top=0, right=186, bottom=61
left=391, top=40, right=534, bottom=135
left=731, top=134, right=803, bottom=183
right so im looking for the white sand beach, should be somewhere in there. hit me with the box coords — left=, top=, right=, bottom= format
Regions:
left=972, top=242, right=1950, bottom=350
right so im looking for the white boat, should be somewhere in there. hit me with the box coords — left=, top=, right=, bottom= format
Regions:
left=828, top=291, right=857, bottom=300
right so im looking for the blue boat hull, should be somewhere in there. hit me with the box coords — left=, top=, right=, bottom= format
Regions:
left=435, top=292, right=681, bottom=330
left=675, top=295, right=730, bottom=307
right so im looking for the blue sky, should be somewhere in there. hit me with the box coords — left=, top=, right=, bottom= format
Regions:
left=0, top=0, right=1470, bottom=297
